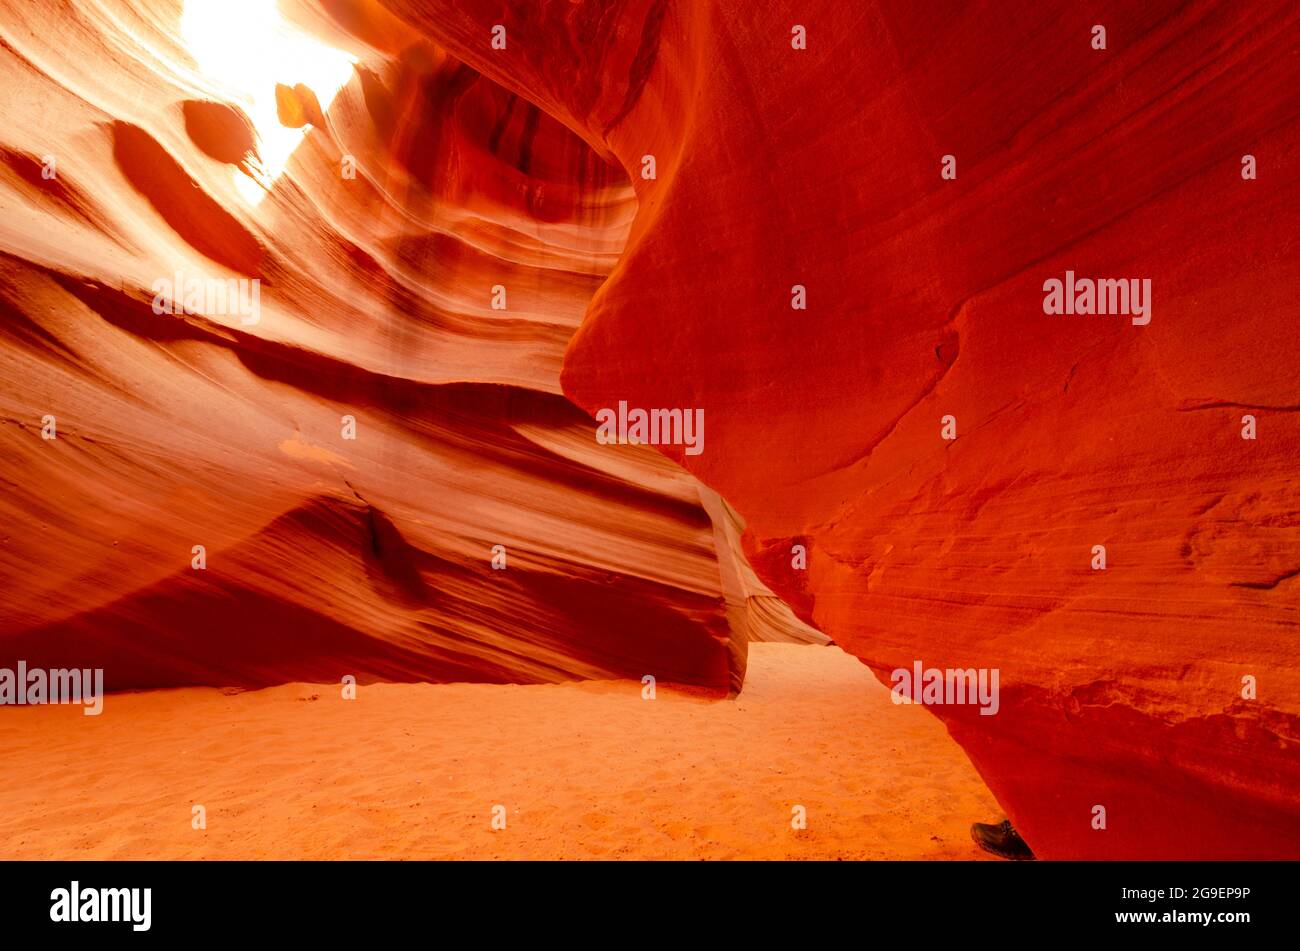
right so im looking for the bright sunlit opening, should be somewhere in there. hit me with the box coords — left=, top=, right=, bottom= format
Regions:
left=181, top=0, right=356, bottom=204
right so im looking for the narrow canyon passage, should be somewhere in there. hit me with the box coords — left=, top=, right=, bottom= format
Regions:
left=0, top=0, right=814, bottom=695
left=2, top=0, right=984, bottom=862
left=2, top=0, right=1296, bottom=865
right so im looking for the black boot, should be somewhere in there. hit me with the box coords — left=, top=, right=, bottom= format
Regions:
left=970, top=819, right=1035, bottom=860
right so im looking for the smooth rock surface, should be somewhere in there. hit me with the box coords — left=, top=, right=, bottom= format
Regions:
left=362, top=0, right=1300, bottom=857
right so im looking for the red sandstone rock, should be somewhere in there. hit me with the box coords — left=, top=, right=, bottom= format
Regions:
left=0, top=0, right=821, bottom=694
left=360, top=0, right=1300, bottom=857
left=0, top=0, right=1295, bottom=860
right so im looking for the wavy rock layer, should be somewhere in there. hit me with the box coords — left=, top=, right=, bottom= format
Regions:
left=0, top=0, right=821, bottom=693
left=3, top=0, right=1294, bottom=859
left=352, top=1, right=1300, bottom=858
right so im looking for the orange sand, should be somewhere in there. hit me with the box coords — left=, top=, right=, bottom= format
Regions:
left=0, top=644, right=999, bottom=859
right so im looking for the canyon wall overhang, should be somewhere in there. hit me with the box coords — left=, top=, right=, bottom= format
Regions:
left=361, top=0, right=1300, bottom=858
left=1, top=0, right=1295, bottom=860
left=0, top=0, right=822, bottom=694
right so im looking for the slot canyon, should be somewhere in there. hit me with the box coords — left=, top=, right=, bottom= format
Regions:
left=0, top=0, right=1296, bottom=862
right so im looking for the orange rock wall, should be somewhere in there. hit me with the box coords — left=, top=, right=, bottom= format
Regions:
left=368, top=0, right=1300, bottom=858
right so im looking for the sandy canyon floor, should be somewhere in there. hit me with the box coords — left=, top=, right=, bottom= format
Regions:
left=0, top=644, right=999, bottom=860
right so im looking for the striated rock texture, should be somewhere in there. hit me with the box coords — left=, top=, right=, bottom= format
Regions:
left=0, top=0, right=820, bottom=694
left=1, top=0, right=1295, bottom=860
left=354, top=1, right=1300, bottom=858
